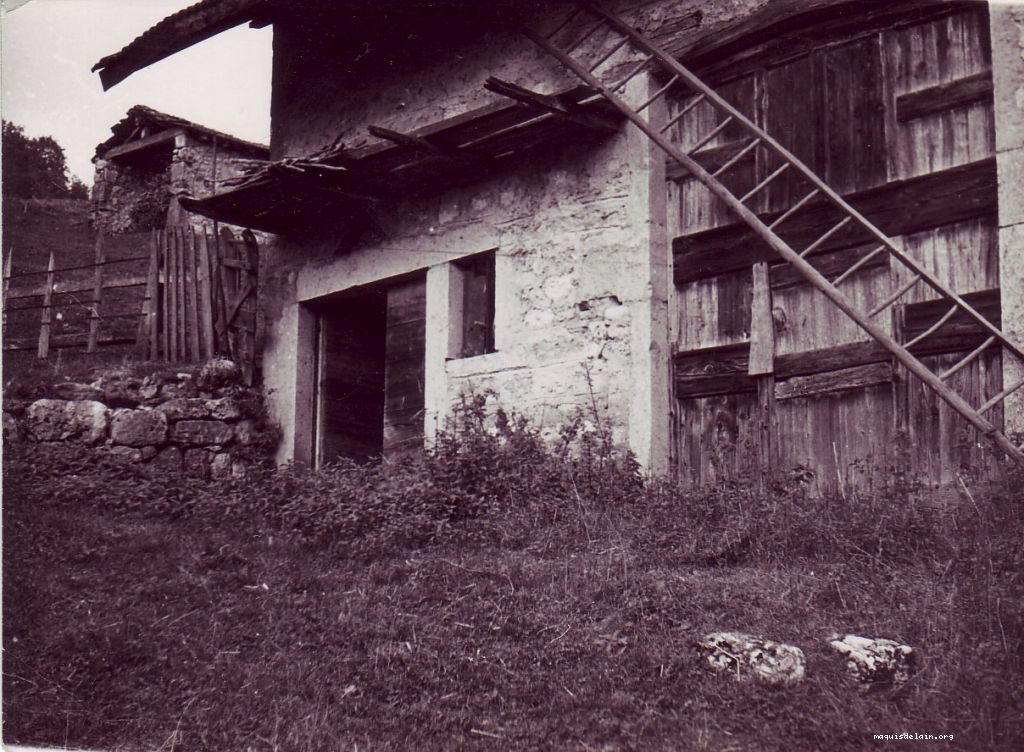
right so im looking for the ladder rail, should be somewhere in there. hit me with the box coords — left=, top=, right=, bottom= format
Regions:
left=582, top=1, right=1024, bottom=365
left=524, top=19, right=1024, bottom=465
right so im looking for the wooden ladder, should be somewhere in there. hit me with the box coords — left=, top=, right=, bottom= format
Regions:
left=524, top=1, right=1024, bottom=466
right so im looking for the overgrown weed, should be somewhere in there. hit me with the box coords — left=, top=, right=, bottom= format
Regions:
left=4, top=397, right=1024, bottom=750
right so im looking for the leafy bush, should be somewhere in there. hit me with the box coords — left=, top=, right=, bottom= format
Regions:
left=9, top=390, right=1017, bottom=571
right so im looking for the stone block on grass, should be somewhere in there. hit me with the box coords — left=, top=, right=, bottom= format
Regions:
left=698, top=631, right=806, bottom=684
left=184, top=448, right=213, bottom=478
left=151, top=446, right=183, bottom=472
left=53, top=382, right=105, bottom=401
left=158, top=398, right=211, bottom=421
left=111, top=409, right=167, bottom=447
left=829, top=634, right=914, bottom=689
left=172, top=420, right=234, bottom=446
left=211, top=452, right=233, bottom=479
left=207, top=397, right=242, bottom=421
left=26, top=399, right=108, bottom=445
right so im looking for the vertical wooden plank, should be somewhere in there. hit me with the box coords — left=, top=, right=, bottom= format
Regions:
left=762, top=52, right=825, bottom=211
left=176, top=226, right=187, bottom=360
left=3, top=248, right=13, bottom=331
left=37, top=252, right=55, bottom=360
left=198, top=229, right=215, bottom=358
left=168, top=228, right=179, bottom=361
left=748, top=262, right=775, bottom=375
left=170, top=227, right=179, bottom=360
left=187, top=228, right=201, bottom=360
left=756, top=376, right=776, bottom=490
left=220, top=227, right=238, bottom=359
left=208, top=227, right=226, bottom=355
left=87, top=233, right=105, bottom=352
left=138, top=229, right=160, bottom=359
left=891, top=304, right=911, bottom=482
left=241, top=229, right=260, bottom=385
left=160, top=230, right=169, bottom=360
left=383, top=276, right=427, bottom=458
left=674, top=74, right=758, bottom=231
left=179, top=227, right=189, bottom=360
left=822, top=36, right=887, bottom=193
left=749, top=262, right=775, bottom=489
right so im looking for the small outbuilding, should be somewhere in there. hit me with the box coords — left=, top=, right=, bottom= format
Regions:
left=91, top=105, right=269, bottom=234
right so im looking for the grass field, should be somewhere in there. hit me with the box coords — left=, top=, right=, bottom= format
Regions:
left=3, top=415, right=1023, bottom=751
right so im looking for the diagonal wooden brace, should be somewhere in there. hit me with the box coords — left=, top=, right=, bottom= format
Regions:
left=484, top=77, right=621, bottom=132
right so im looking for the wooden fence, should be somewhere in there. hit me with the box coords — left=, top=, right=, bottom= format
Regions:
left=3, top=225, right=259, bottom=384
left=138, top=225, right=259, bottom=383
left=2, top=237, right=150, bottom=358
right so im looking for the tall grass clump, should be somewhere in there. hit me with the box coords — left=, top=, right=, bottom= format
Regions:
left=6, top=394, right=1024, bottom=750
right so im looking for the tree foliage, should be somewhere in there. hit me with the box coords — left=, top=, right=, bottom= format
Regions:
left=3, top=120, right=87, bottom=199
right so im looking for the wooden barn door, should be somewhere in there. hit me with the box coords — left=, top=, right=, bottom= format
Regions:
left=315, top=273, right=427, bottom=465
left=383, top=275, right=427, bottom=459
left=669, top=7, right=1001, bottom=493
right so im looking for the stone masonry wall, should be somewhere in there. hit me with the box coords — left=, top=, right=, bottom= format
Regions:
left=259, top=0, right=769, bottom=468
left=91, top=158, right=171, bottom=235
left=2, top=359, right=277, bottom=479
left=167, top=138, right=263, bottom=232
left=92, top=136, right=266, bottom=236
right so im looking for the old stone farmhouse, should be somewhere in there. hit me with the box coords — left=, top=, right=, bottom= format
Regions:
left=92, top=105, right=269, bottom=235
left=92, top=0, right=1024, bottom=492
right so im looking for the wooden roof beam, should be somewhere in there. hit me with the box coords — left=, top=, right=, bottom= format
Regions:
left=484, top=77, right=621, bottom=132
left=366, top=124, right=489, bottom=166
left=102, top=127, right=184, bottom=162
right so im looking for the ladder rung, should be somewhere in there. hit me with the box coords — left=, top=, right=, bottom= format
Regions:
left=832, top=245, right=888, bottom=287
left=739, top=163, right=790, bottom=204
left=711, top=138, right=761, bottom=178
left=547, top=7, right=583, bottom=40
left=588, top=36, right=630, bottom=72
left=566, top=19, right=605, bottom=54
left=767, top=189, right=820, bottom=231
left=660, top=93, right=705, bottom=134
left=687, top=116, right=734, bottom=155
left=799, top=216, right=853, bottom=258
left=869, top=274, right=922, bottom=317
left=609, top=56, right=653, bottom=93
left=940, top=336, right=997, bottom=381
left=977, top=375, right=1024, bottom=416
left=636, top=74, right=679, bottom=114
left=905, top=304, right=958, bottom=349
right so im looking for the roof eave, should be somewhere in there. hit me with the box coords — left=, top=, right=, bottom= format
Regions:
left=92, top=0, right=271, bottom=90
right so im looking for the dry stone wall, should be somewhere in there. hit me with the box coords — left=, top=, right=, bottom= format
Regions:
left=91, top=159, right=171, bottom=235
left=2, top=359, right=277, bottom=479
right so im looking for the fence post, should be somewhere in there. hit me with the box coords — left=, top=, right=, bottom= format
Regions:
left=37, top=252, right=55, bottom=359
left=210, top=227, right=228, bottom=355
left=169, top=228, right=180, bottom=361
left=241, top=229, right=260, bottom=385
left=187, top=227, right=201, bottom=361
left=136, top=229, right=160, bottom=358
left=160, top=229, right=170, bottom=361
left=198, top=228, right=215, bottom=359
left=3, top=248, right=12, bottom=331
left=176, top=226, right=186, bottom=360
left=87, top=233, right=106, bottom=352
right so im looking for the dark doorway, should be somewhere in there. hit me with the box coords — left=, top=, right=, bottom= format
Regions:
left=314, top=273, right=426, bottom=465
left=316, top=287, right=388, bottom=464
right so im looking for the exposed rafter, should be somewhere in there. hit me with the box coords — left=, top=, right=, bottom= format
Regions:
left=484, top=77, right=620, bottom=132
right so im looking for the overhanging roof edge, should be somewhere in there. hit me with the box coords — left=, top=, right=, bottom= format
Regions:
left=92, top=0, right=272, bottom=90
